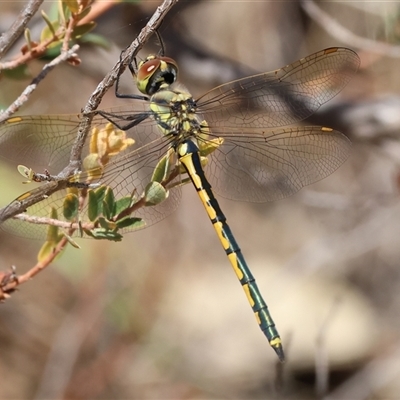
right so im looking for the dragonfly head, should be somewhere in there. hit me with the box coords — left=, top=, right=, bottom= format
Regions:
left=137, top=55, right=178, bottom=96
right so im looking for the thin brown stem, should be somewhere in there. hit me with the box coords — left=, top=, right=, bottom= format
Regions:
left=0, top=45, right=80, bottom=123
left=62, top=12, right=78, bottom=53
left=66, top=0, right=179, bottom=172
left=0, top=0, right=180, bottom=300
left=0, top=23, right=75, bottom=71
left=13, top=213, right=94, bottom=231
left=0, top=235, right=69, bottom=299
left=0, top=0, right=179, bottom=222
left=0, top=0, right=44, bottom=58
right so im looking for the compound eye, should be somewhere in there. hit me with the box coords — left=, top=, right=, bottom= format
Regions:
left=136, top=56, right=178, bottom=95
left=137, top=58, right=161, bottom=84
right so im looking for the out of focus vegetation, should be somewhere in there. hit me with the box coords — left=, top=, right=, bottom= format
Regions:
left=1, top=1, right=400, bottom=399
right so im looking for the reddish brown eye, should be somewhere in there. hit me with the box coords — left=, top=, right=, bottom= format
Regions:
left=158, top=57, right=178, bottom=72
left=137, top=58, right=161, bottom=82
left=136, top=55, right=179, bottom=95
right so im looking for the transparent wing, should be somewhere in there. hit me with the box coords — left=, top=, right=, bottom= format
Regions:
left=0, top=109, right=182, bottom=239
left=0, top=47, right=359, bottom=237
left=0, top=114, right=81, bottom=171
left=201, top=126, right=351, bottom=202
left=0, top=103, right=154, bottom=171
left=197, top=47, right=360, bottom=129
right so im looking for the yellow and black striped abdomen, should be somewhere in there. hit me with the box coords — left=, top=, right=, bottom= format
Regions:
left=177, top=139, right=284, bottom=361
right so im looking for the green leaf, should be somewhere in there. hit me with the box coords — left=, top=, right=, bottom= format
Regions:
left=47, top=207, right=60, bottom=241
left=89, top=185, right=107, bottom=217
left=41, top=11, right=57, bottom=37
left=82, top=228, right=95, bottom=238
left=63, top=0, right=80, bottom=13
left=59, top=0, right=71, bottom=23
left=42, top=43, right=62, bottom=60
left=71, top=22, right=96, bottom=39
left=151, top=154, right=168, bottom=183
left=94, top=185, right=107, bottom=201
left=37, top=240, right=57, bottom=262
left=115, top=217, right=145, bottom=230
left=63, top=232, right=81, bottom=248
left=88, top=186, right=109, bottom=221
left=151, top=148, right=175, bottom=183
left=40, top=16, right=60, bottom=43
left=114, top=196, right=133, bottom=215
left=76, top=6, right=91, bottom=21
left=88, top=189, right=100, bottom=221
left=103, top=187, right=115, bottom=219
left=87, top=228, right=123, bottom=241
left=37, top=234, right=64, bottom=262
left=144, top=181, right=168, bottom=206
left=63, top=193, right=79, bottom=221
left=98, top=217, right=116, bottom=230
left=78, top=32, right=110, bottom=49
left=17, top=165, right=34, bottom=183
left=24, top=28, right=33, bottom=52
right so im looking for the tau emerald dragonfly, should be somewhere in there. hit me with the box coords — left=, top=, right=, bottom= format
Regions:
left=0, top=46, right=360, bottom=360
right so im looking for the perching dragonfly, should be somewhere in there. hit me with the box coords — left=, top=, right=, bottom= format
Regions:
left=0, top=44, right=360, bottom=361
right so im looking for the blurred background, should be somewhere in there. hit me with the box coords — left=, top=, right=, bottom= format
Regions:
left=1, top=1, right=400, bottom=399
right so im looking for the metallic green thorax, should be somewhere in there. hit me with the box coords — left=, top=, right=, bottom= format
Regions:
left=149, top=89, right=200, bottom=143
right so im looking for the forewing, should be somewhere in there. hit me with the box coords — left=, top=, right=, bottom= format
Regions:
left=0, top=108, right=181, bottom=238
left=0, top=114, right=81, bottom=172
left=197, top=47, right=360, bottom=129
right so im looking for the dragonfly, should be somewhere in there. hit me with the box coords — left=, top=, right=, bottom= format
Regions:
left=0, top=45, right=360, bottom=361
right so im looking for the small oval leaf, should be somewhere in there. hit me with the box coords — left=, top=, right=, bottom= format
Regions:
left=71, top=22, right=96, bottom=39
left=144, top=181, right=168, bottom=206
left=63, top=0, right=80, bottom=13
left=115, top=196, right=133, bottom=215
left=37, top=240, right=56, bottom=262
left=88, top=189, right=99, bottom=221
left=115, top=217, right=145, bottom=230
left=63, top=193, right=79, bottom=221
left=103, top=187, right=115, bottom=219
left=47, top=207, right=60, bottom=241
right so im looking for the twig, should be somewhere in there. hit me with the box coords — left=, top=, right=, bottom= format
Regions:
left=0, top=0, right=179, bottom=223
left=0, top=266, right=17, bottom=300
left=0, top=0, right=44, bottom=58
left=0, top=1, right=95, bottom=71
left=0, top=33, right=70, bottom=71
left=301, top=0, right=400, bottom=58
left=0, top=14, right=83, bottom=71
left=0, top=0, right=179, bottom=298
left=0, top=44, right=80, bottom=123
left=12, top=213, right=94, bottom=231
left=62, top=11, right=79, bottom=53
left=0, top=235, right=70, bottom=300
left=64, top=0, right=179, bottom=174
left=61, top=1, right=96, bottom=53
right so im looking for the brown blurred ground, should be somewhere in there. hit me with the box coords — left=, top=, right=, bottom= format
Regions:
left=1, top=1, right=400, bottom=399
